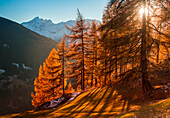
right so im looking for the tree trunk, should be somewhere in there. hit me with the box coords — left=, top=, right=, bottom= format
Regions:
left=81, top=70, right=83, bottom=90
left=157, top=24, right=161, bottom=63
left=104, top=48, right=107, bottom=86
left=91, top=54, right=94, bottom=87
left=141, top=0, right=154, bottom=95
left=109, top=50, right=112, bottom=84
left=115, top=47, right=118, bottom=80
left=81, top=25, right=85, bottom=90
left=95, top=40, right=98, bottom=86
left=91, top=49, right=95, bottom=87
left=62, top=41, right=65, bottom=96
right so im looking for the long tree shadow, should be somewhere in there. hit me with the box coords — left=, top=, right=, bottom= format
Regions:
left=95, top=88, right=115, bottom=117
left=13, top=89, right=97, bottom=118
left=121, top=99, right=127, bottom=113
left=109, top=91, right=119, bottom=112
left=73, top=88, right=107, bottom=117
left=84, top=87, right=109, bottom=118
left=121, top=99, right=131, bottom=113
left=11, top=103, right=64, bottom=118
left=60, top=88, right=97, bottom=111
left=52, top=88, right=101, bottom=117
left=68, top=88, right=102, bottom=117
left=108, top=86, right=136, bottom=115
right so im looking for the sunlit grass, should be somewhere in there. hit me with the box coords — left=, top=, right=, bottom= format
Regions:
left=120, top=98, right=170, bottom=118
left=1, top=88, right=170, bottom=118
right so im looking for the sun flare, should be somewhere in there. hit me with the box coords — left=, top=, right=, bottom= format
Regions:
left=139, top=7, right=148, bottom=18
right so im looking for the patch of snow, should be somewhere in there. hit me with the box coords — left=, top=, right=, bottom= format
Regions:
left=12, top=63, right=19, bottom=68
left=8, top=78, right=14, bottom=82
left=44, top=92, right=82, bottom=108
left=8, top=76, right=15, bottom=79
left=3, top=44, right=9, bottom=48
left=0, top=69, right=5, bottom=74
left=48, top=97, right=65, bottom=108
left=26, top=79, right=30, bottom=82
left=22, top=64, right=32, bottom=70
left=1, top=79, right=7, bottom=83
left=164, top=85, right=168, bottom=89
left=42, top=90, right=86, bottom=109
left=68, top=92, right=81, bottom=101
left=13, top=75, right=18, bottom=78
left=1, top=75, right=16, bottom=82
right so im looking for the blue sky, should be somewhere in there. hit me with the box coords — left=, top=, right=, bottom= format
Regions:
left=0, top=0, right=108, bottom=23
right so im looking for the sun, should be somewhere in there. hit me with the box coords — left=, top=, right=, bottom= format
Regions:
left=139, top=7, right=148, bottom=18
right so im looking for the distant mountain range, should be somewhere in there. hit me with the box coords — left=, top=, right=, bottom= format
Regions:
left=21, top=17, right=101, bottom=42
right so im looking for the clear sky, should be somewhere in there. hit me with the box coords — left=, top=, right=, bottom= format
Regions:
left=0, top=0, right=108, bottom=24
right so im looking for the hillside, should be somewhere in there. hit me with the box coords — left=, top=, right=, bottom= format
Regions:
left=2, top=86, right=169, bottom=118
left=0, top=17, right=57, bottom=76
left=0, top=17, right=57, bottom=115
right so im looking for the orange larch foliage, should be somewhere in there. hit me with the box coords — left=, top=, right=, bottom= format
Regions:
left=65, top=9, right=90, bottom=90
left=31, top=48, right=62, bottom=108
left=67, top=82, right=75, bottom=93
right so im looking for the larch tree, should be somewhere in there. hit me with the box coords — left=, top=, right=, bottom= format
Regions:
left=99, top=0, right=169, bottom=95
left=57, top=37, right=67, bottom=96
left=31, top=65, right=46, bottom=108
left=31, top=48, right=62, bottom=108
left=44, top=48, right=62, bottom=98
left=67, top=82, right=75, bottom=93
left=65, top=9, right=89, bottom=90
left=86, top=20, right=99, bottom=87
left=100, top=0, right=152, bottom=93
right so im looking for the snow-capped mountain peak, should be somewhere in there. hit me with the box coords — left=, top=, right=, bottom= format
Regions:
left=21, top=17, right=100, bottom=42
left=21, top=17, right=75, bottom=42
left=24, top=16, right=53, bottom=25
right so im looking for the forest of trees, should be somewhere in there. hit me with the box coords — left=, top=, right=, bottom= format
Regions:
left=32, top=0, right=169, bottom=108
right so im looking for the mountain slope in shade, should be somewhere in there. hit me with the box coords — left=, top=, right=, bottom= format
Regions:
left=0, top=16, right=57, bottom=115
left=21, top=17, right=101, bottom=42
left=0, top=16, right=57, bottom=76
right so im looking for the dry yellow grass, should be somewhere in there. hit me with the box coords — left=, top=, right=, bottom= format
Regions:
left=1, top=87, right=170, bottom=118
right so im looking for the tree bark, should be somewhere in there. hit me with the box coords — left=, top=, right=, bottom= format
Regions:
left=104, top=48, right=107, bottom=86
left=115, top=47, right=118, bottom=80
left=91, top=48, right=95, bottom=87
left=141, top=0, right=154, bottom=95
left=62, top=40, right=65, bottom=96
left=81, top=21, right=85, bottom=90
left=95, top=40, right=98, bottom=86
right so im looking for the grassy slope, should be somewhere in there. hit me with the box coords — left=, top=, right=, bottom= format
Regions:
left=2, top=87, right=170, bottom=118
